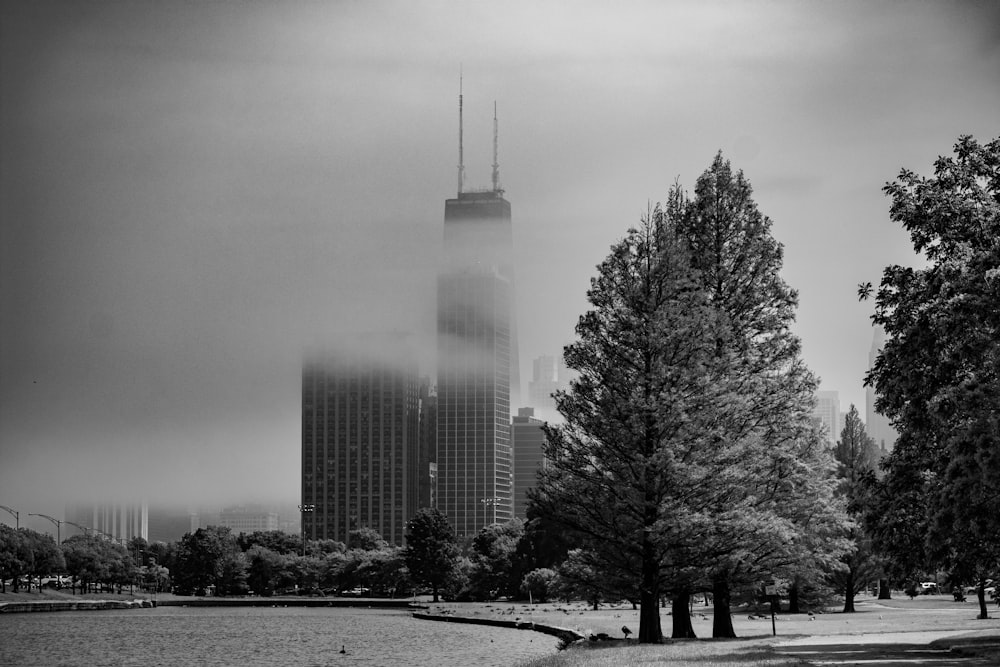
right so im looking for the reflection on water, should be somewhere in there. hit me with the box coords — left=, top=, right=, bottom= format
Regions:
left=0, top=606, right=559, bottom=666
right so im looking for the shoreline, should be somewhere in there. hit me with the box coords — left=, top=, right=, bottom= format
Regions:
left=0, top=590, right=428, bottom=613
left=412, top=610, right=585, bottom=646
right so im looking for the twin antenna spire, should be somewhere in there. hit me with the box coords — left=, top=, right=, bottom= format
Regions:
left=457, top=71, right=501, bottom=196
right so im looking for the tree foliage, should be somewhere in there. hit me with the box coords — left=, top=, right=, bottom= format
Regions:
left=404, top=508, right=459, bottom=603
left=673, top=157, right=848, bottom=636
left=863, top=135, right=1000, bottom=620
left=173, top=526, right=241, bottom=596
left=829, top=405, right=881, bottom=612
left=534, top=211, right=733, bottom=642
left=468, top=519, right=524, bottom=600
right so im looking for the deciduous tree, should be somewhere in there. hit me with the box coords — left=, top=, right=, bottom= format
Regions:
left=863, top=135, right=1000, bottom=620
left=404, top=508, right=459, bottom=603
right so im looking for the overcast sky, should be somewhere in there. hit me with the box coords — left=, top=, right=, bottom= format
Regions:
left=2, top=0, right=998, bottom=523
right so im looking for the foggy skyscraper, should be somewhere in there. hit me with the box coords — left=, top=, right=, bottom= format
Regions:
left=436, top=90, right=517, bottom=538
left=301, top=335, right=423, bottom=546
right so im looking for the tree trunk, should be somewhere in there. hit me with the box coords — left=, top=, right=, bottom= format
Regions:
left=878, top=578, right=891, bottom=599
left=671, top=591, right=697, bottom=639
left=637, top=551, right=662, bottom=643
left=977, top=586, right=988, bottom=620
left=636, top=525, right=662, bottom=643
left=788, top=582, right=800, bottom=613
left=712, top=576, right=737, bottom=638
left=843, top=568, right=856, bottom=613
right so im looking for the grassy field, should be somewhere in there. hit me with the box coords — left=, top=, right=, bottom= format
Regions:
left=518, top=638, right=803, bottom=667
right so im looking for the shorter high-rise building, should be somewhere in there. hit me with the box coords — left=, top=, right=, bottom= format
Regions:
left=813, top=390, right=841, bottom=446
left=218, top=505, right=279, bottom=534
left=527, top=354, right=570, bottom=421
left=301, top=335, right=423, bottom=546
left=866, top=327, right=899, bottom=452
left=511, top=407, right=547, bottom=520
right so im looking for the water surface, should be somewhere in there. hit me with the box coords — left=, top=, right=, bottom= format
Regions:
left=0, top=606, right=559, bottom=666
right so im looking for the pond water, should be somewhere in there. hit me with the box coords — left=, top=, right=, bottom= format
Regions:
left=0, top=606, right=560, bottom=666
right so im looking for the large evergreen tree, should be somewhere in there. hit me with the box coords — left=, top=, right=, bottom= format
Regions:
left=533, top=211, right=746, bottom=643
left=830, top=405, right=881, bottom=612
left=863, top=135, right=1000, bottom=619
left=673, top=155, right=847, bottom=636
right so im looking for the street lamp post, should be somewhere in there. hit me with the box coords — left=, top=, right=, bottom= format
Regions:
left=28, top=513, right=62, bottom=544
left=0, top=504, right=19, bottom=530
left=298, top=504, right=315, bottom=556
left=65, top=520, right=92, bottom=536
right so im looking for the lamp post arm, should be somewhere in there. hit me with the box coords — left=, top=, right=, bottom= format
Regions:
left=0, top=505, right=19, bottom=530
left=28, top=513, right=63, bottom=544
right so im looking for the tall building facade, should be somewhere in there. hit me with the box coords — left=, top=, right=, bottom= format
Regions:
left=301, top=336, right=423, bottom=546
left=866, top=327, right=898, bottom=452
left=66, top=502, right=148, bottom=541
left=511, top=407, right=546, bottom=520
left=418, top=383, right=437, bottom=510
left=436, top=90, right=517, bottom=538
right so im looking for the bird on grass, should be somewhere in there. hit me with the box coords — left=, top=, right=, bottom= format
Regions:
left=621, top=625, right=632, bottom=639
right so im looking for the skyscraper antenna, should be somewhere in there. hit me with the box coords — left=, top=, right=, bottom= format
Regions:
left=492, top=101, right=500, bottom=193
left=458, top=68, right=465, bottom=195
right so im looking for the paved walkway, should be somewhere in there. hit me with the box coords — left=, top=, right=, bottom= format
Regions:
left=774, top=629, right=1000, bottom=666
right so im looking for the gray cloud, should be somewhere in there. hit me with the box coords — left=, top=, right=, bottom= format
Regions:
left=2, top=0, right=998, bottom=520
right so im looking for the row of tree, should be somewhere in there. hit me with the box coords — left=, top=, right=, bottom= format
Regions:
left=522, top=154, right=853, bottom=643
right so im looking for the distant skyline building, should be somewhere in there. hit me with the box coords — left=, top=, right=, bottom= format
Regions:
left=188, top=502, right=300, bottom=538
left=218, top=505, right=279, bottom=534
left=301, top=335, right=424, bottom=546
left=436, top=86, right=517, bottom=538
left=527, top=354, right=570, bottom=420
left=66, top=501, right=148, bottom=542
left=866, top=327, right=898, bottom=453
left=813, top=390, right=842, bottom=446
left=511, top=407, right=546, bottom=520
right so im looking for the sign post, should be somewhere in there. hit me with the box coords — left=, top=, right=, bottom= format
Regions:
left=764, top=584, right=778, bottom=636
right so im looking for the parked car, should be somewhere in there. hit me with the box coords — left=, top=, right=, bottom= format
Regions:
left=920, top=582, right=938, bottom=594
left=964, top=579, right=996, bottom=596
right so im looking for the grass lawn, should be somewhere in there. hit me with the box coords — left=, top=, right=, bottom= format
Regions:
left=420, top=594, right=1000, bottom=666
left=519, top=637, right=801, bottom=667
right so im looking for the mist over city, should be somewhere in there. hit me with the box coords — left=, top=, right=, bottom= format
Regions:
left=2, top=0, right=999, bottom=527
